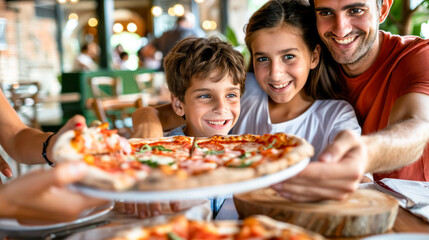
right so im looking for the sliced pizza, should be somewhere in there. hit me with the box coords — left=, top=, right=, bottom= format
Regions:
left=106, top=215, right=325, bottom=240
left=53, top=124, right=313, bottom=192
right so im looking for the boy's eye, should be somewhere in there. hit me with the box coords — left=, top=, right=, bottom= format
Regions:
left=318, top=10, right=332, bottom=16
left=256, top=57, right=269, bottom=62
left=197, top=94, right=211, bottom=99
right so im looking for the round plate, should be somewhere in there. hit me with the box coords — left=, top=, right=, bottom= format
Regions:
left=363, top=233, right=429, bottom=240
left=0, top=201, right=113, bottom=232
left=71, top=158, right=309, bottom=202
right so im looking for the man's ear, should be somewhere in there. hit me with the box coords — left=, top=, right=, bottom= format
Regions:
left=171, top=94, right=185, bottom=117
left=379, top=0, right=393, bottom=23
left=310, top=44, right=321, bottom=70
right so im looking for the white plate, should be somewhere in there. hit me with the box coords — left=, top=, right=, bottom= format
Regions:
left=0, top=201, right=113, bottom=232
left=71, top=158, right=309, bottom=202
left=363, top=233, right=429, bottom=240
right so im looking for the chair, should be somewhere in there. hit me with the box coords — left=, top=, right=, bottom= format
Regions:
left=134, top=73, right=153, bottom=92
left=88, top=76, right=142, bottom=137
left=3, top=82, right=40, bottom=129
left=89, top=76, right=123, bottom=98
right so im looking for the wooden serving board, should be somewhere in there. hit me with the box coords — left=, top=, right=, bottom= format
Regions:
left=234, top=188, right=398, bottom=238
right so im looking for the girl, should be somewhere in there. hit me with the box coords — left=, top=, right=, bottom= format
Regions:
left=231, top=0, right=360, bottom=160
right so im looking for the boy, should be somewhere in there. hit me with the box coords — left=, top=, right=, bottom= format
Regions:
left=163, top=36, right=246, bottom=138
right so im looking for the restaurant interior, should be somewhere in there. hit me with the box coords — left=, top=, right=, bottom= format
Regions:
left=0, top=0, right=429, bottom=239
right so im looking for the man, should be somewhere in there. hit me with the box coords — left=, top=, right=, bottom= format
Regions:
left=132, top=0, right=429, bottom=202
left=148, top=12, right=203, bottom=70
left=270, top=0, right=429, bottom=201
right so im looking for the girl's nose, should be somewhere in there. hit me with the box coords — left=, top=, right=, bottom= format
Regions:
left=270, top=60, right=285, bottom=81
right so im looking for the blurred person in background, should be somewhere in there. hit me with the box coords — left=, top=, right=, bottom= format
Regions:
left=73, top=42, right=99, bottom=72
left=147, top=12, right=205, bottom=71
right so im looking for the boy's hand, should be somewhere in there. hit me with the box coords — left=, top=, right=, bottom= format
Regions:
left=132, top=107, right=164, bottom=138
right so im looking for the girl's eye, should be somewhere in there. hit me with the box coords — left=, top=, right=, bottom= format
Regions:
left=283, top=54, right=294, bottom=60
left=197, top=94, right=211, bottom=99
left=256, top=57, right=269, bottom=62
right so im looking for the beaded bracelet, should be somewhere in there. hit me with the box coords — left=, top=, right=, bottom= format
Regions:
left=42, top=133, right=56, bottom=167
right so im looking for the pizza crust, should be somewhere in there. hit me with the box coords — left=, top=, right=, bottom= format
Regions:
left=138, top=167, right=255, bottom=191
left=52, top=130, right=83, bottom=162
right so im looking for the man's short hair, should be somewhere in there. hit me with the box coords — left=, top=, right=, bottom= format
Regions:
left=164, top=37, right=246, bottom=103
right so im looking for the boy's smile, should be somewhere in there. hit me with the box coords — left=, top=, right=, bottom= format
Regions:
left=172, top=73, right=241, bottom=137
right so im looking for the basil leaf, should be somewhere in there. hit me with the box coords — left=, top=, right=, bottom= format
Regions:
left=167, top=232, right=185, bottom=240
left=265, top=139, right=277, bottom=150
left=152, top=145, right=173, bottom=152
left=228, top=161, right=252, bottom=168
left=139, top=144, right=152, bottom=153
left=205, top=149, right=224, bottom=155
left=139, top=160, right=159, bottom=168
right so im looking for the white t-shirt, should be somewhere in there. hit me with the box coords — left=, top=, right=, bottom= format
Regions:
left=232, top=73, right=361, bottom=161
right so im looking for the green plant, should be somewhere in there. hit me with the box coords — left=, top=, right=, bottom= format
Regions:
left=223, top=25, right=251, bottom=67
left=380, top=0, right=429, bottom=37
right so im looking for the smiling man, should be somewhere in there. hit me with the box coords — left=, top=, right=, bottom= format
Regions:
left=271, top=0, right=429, bottom=201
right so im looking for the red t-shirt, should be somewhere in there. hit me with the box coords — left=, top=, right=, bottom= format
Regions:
left=340, top=31, right=429, bottom=181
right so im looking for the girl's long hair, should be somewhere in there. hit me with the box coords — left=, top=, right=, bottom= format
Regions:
left=244, top=0, right=345, bottom=100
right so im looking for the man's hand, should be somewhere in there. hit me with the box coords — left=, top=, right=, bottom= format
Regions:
left=0, top=162, right=108, bottom=222
left=272, top=130, right=367, bottom=202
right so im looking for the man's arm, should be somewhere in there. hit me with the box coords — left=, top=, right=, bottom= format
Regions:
left=272, top=93, right=429, bottom=202
left=364, top=93, right=429, bottom=172
left=132, top=104, right=185, bottom=138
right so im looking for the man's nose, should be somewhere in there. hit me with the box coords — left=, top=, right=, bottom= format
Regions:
left=332, top=14, right=353, bottom=38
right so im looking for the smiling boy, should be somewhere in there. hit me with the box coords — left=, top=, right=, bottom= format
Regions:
left=163, top=37, right=246, bottom=137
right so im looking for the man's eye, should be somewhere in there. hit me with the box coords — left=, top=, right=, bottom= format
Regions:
left=349, top=8, right=363, bottom=15
left=256, top=57, right=268, bottom=62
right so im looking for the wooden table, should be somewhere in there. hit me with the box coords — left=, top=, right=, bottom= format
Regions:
left=216, top=198, right=429, bottom=239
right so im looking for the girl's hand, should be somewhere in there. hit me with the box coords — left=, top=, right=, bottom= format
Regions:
left=0, top=154, right=12, bottom=182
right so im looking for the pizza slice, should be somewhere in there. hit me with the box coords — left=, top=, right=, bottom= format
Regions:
left=53, top=123, right=150, bottom=191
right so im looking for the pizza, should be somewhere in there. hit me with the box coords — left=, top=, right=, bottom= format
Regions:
left=106, top=215, right=325, bottom=240
left=52, top=124, right=314, bottom=191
